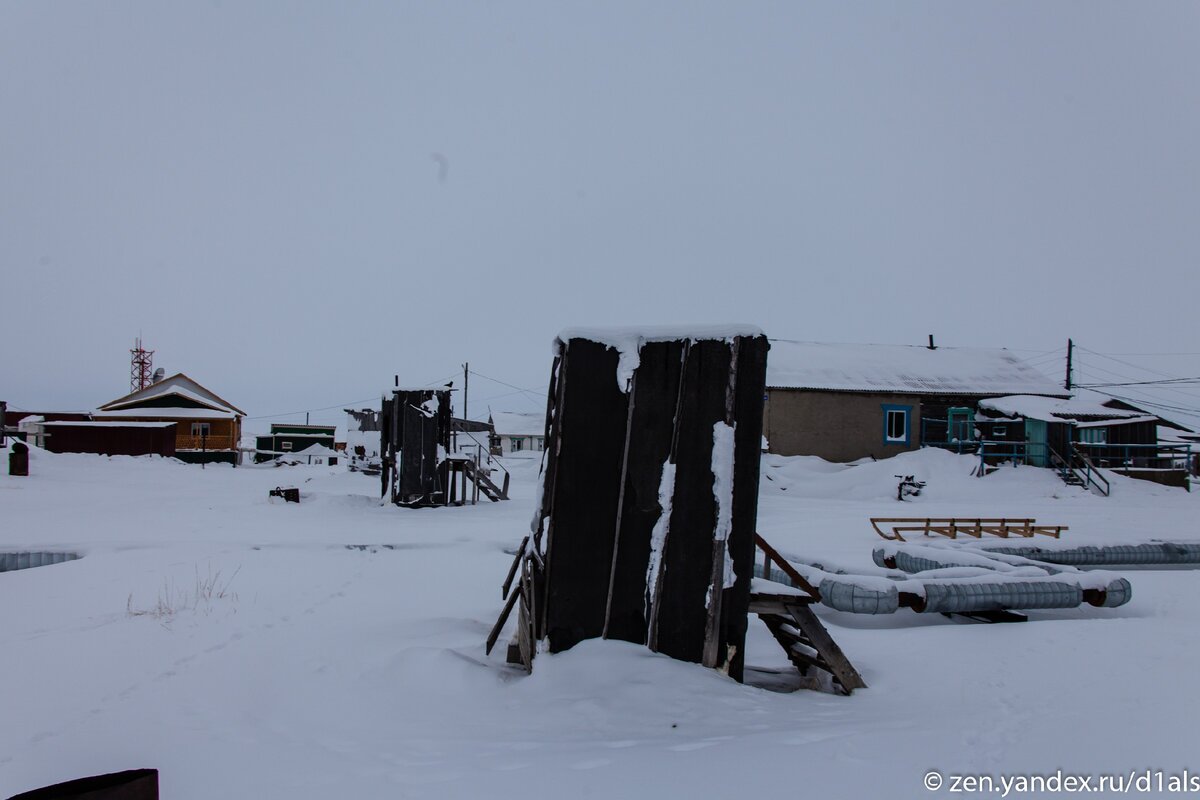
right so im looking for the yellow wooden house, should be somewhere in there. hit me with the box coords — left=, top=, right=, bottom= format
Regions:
left=93, top=373, right=246, bottom=464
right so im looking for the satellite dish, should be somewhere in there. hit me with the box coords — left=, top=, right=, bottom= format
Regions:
left=151, top=368, right=165, bottom=383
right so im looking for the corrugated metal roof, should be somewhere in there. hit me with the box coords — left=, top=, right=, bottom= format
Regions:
left=491, top=411, right=545, bottom=437
left=766, top=340, right=1067, bottom=396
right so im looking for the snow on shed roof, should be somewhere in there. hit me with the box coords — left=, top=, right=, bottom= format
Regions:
left=287, top=443, right=341, bottom=458
left=980, top=390, right=1149, bottom=422
left=41, top=421, right=176, bottom=428
left=765, top=340, right=1067, bottom=396
left=556, top=324, right=764, bottom=349
left=491, top=411, right=545, bottom=437
left=92, top=407, right=237, bottom=420
left=556, top=324, right=764, bottom=392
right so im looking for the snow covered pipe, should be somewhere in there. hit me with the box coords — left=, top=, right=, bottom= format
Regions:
left=758, top=559, right=1130, bottom=614
left=0, top=552, right=80, bottom=572
left=872, top=547, right=1132, bottom=609
left=979, top=542, right=1200, bottom=568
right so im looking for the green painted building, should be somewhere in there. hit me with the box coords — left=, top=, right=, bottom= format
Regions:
left=255, top=424, right=338, bottom=464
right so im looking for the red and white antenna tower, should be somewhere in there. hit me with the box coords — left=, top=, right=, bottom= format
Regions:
left=130, top=337, right=155, bottom=393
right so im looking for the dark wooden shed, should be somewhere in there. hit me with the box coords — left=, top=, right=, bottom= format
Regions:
left=380, top=388, right=452, bottom=506
left=41, top=422, right=176, bottom=458
left=518, top=326, right=769, bottom=681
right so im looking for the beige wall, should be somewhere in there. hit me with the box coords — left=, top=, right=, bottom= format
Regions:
left=764, top=389, right=921, bottom=462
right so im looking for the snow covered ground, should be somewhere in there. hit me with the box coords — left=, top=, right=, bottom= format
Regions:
left=2, top=446, right=1197, bottom=798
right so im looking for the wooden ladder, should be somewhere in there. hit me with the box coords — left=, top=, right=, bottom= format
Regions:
left=750, top=591, right=867, bottom=694
left=464, top=459, right=509, bottom=501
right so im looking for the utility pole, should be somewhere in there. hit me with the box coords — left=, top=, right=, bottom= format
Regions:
left=1065, top=338, right=1073, bottom=391
left=463, top=362, right=469, bottom=424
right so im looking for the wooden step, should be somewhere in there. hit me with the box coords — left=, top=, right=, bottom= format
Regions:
left=753, top=595, right=866, bottom=695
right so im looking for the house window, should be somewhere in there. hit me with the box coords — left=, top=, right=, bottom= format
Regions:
left=1078, top=427, right=1107, bottom=444
left=882, top=404, right=911, bottom=445
left=536, top=437, right=544, bottom=451
left=191, top=422, right=211, bottom=437
left=992, top=426, right=1007, bottom=438
left=510, top=437, right=523, bottom=452
left=281, top=442, right=293, bottom=451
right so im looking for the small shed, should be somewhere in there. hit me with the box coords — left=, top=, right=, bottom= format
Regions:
left=40, top=421, right=176, bottom=458
left=521, top=325, right=769, bottom=680
left=380, top=388, right=452, bottom=506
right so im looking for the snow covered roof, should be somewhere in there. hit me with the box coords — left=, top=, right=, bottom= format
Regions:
left=766, top=340, right=1067, bottom=396
left=41, top=421, right=176, bottom=428
left=92, top=408, right=237, bottom=420
left=491, top=411, right=545, bottom=437
left=1159, top=425, right=1200, bottom=443
left=980, top=390, right=1149, bottom=422
left=98, top=373, right=245, bottom=416
left=286, top=443, right=340, bottom=458
left=1074, top=416, right=1158, bottom=429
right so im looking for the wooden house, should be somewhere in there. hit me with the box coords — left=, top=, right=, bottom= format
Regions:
left=488, top=411, right=546, bottom=455
left=763, top=340, right=1067, bottom=462
left=93, top=373, right=245, bottom=465
left=978, top=391, right=1189, bottom=487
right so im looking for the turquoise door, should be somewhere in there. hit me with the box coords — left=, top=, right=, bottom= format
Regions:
left=1025, top=419, right=1048, bottom=466
left=947, top=407, right=972, bottom=444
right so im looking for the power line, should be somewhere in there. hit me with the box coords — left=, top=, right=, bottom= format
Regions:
left=1088, top=390, right=1200, bottom=417
left=467, top=369, right=543, bottom=398
left=1089, top=351, right=1200, bottom=357
left=1077, top=346, right=1189, bottom=381
left=1076, top=377, right=1200, bottom=388
left=1074, top=358, right=1200, bottom=401
left=246, top=396, right=379, bottom=421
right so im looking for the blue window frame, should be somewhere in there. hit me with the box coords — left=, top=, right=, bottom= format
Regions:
left=882, top=404, right=912, bottom=446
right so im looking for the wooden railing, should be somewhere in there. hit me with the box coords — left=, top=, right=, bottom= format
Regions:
left=754, top=534, right=820, bottom=599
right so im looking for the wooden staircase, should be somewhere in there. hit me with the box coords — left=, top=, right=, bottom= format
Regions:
left=752, top=534, right=866, bottom=694
left=1049, top=445, right=1110, bottom=496
left=464, top=458, right=510, bottom=501
left=751, top=591, right=867, bottom=695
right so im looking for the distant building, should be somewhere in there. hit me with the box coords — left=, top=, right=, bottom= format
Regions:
left=94, top=373, right=246, bottom=465
left=977, top=391, right=1190, bottom=487
left=489, top=411, right=546, bottom=455
left=255, top=424, right=338, bottom=464
left=41, top=421, right=176, bottom=458
left=763, top=340, right=1067, bottom=462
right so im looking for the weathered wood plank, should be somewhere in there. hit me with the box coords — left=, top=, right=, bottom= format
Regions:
left=543, top=340, right=630, bottom=653
left=603, top=340, right=685, bottom=645
left=784, top=603, right=867, bottom=692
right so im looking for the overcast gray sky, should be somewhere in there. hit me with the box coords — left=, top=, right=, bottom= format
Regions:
left=3, top=2, right=1198, bottom=429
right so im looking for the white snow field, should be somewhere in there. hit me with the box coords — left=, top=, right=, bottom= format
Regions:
left=2, top=446, right=1198, bottom=798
